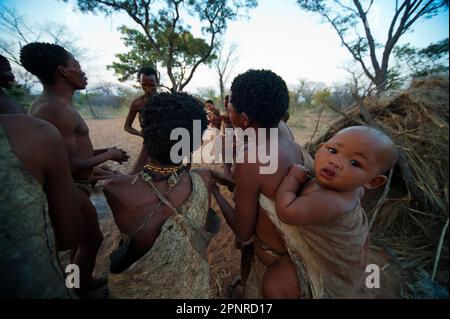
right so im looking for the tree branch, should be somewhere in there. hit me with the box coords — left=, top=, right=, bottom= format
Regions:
left=353, top=0, right=380, bottom=73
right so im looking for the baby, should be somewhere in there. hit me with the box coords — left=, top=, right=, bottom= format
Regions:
left=263, top=126, right=398, bottom=298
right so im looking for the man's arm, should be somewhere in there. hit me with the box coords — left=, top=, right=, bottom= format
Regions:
left=124, top=100, right=143, bottom=137
left=213, top=159, right=261, bottom=243
left=93, top=148, right=109, bottom=155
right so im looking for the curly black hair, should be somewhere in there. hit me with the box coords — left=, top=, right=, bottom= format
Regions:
left=20, top=42, right=71, bottom=84
left=230, top=69, right=289, bottom=127
left=137, top=66, right=159, bottom=83
left=142, top=92, right=208, bottom=165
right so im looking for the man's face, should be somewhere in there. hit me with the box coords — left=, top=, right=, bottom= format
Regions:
left=61, top=56, right=88, bottom=90
left=0, top=60, right=15, bottom=89
left=140, top=74, right=157, bottom=96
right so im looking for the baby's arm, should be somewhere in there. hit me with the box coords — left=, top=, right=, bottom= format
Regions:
left=275, top=165, right=343, bottom=225
left=275, top=164, right=310, bottom=210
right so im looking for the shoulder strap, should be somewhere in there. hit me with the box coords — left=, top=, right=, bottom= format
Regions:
left=142, top=176, right=179, bottom=215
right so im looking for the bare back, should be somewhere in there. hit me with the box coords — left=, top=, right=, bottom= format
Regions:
left=256, top=134, right=303, bottom=265
left=234, top=132, right=303, bottom=267
left=104, top=169, right=212, bottom=255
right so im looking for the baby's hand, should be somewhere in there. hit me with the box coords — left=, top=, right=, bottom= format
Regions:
left=288, top=164, right=310, bottom=184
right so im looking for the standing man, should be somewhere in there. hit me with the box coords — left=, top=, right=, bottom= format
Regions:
left=124, top=66, right=158, bottom=174
left=20, top=42, right=128, bottom=298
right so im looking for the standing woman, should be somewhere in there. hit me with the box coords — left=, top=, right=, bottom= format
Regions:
left=124, top=67, right=159, bottom=174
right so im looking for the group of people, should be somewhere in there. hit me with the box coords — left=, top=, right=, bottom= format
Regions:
left=0, top=41, right=398, bottom=299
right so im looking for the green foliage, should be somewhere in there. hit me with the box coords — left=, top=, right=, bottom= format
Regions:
left=5, top=84, right=34, bottom=112
left=312, top=88, right=331, bottom=107
left=289, top=80, right=327, bottom=110
left=193, top=87, right=219, bottom=105
left=70, top=0, right=257, bottom=92
left=108, top=26, right=159, bottom=82
left=110, top=24, right=216, bottom=85
left=393, top=38, right=449, bottom=81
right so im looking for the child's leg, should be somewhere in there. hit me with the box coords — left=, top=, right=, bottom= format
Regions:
left=262, top=253, right=300, bottom=299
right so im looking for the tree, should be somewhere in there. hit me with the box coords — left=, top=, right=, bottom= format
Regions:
left=296, top=0, right=449, bottom=91
left=393, top=37, right=449, bottom=80
left=0, top=5, right=88, bottom=66
left=289, top=79, right=327, bottom=108
left=213, top=40, right=238, bottom=108
left=329, top=82, right=354, bottom=109
left=194, top=86, right=218, bottom=103
left=69, top=0, right=257, bottom=92
left=0, top=4, right=92, bottom=94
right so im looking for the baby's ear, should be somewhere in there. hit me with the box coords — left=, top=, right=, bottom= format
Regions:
left=364, top=175, right=387, bottom=190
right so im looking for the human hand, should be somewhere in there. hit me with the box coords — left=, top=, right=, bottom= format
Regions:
left=288, top=164, right=311, bottom=184
left=108, top=147, right=129, bottom=164
left=89, top=164, right=121, bottom=182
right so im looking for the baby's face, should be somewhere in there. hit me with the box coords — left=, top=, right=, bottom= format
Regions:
left=314, top=130, right=384, bottom=191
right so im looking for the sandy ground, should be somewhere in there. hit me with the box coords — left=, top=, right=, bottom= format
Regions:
left=84, top=116, right=402, bottom=299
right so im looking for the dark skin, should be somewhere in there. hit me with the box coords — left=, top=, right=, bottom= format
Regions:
left=29, top=54, right=128, bottom=297
left=104, top=167, right=214, bottom=268
left=124, top=73, right=157, bottom=174
left=0, top=59, right=24, bottom=114
left=266, top=127, right=391, bottom=298
left=212, top=100, right=305, bottom=270
left=0, top=115, right=81, bottom=250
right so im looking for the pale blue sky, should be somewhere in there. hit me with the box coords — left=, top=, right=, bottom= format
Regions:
left=1, top=0, right=448, bottom=92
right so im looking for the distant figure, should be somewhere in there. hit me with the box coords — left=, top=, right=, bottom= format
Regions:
left=204, top=99, right=215, bottom=112
left=0, top=54, right=24, bottom=114
left=124, top=67, right=158, bottom=174
left=0, top=114, right=81, bottom=298
left=105, top=92, right=219, bottom=298
left=268, top=126, right=398, bottom=298
left=203, top=99, right=221, bottom=128
left=21, top=42, right=128, bottom=298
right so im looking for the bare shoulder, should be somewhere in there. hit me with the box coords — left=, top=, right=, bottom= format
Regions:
left=130, top=96, right=145, bottom=110
left=303, top=183, right=359, bottom=215
left=0, top=114, right=60, bottom=142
